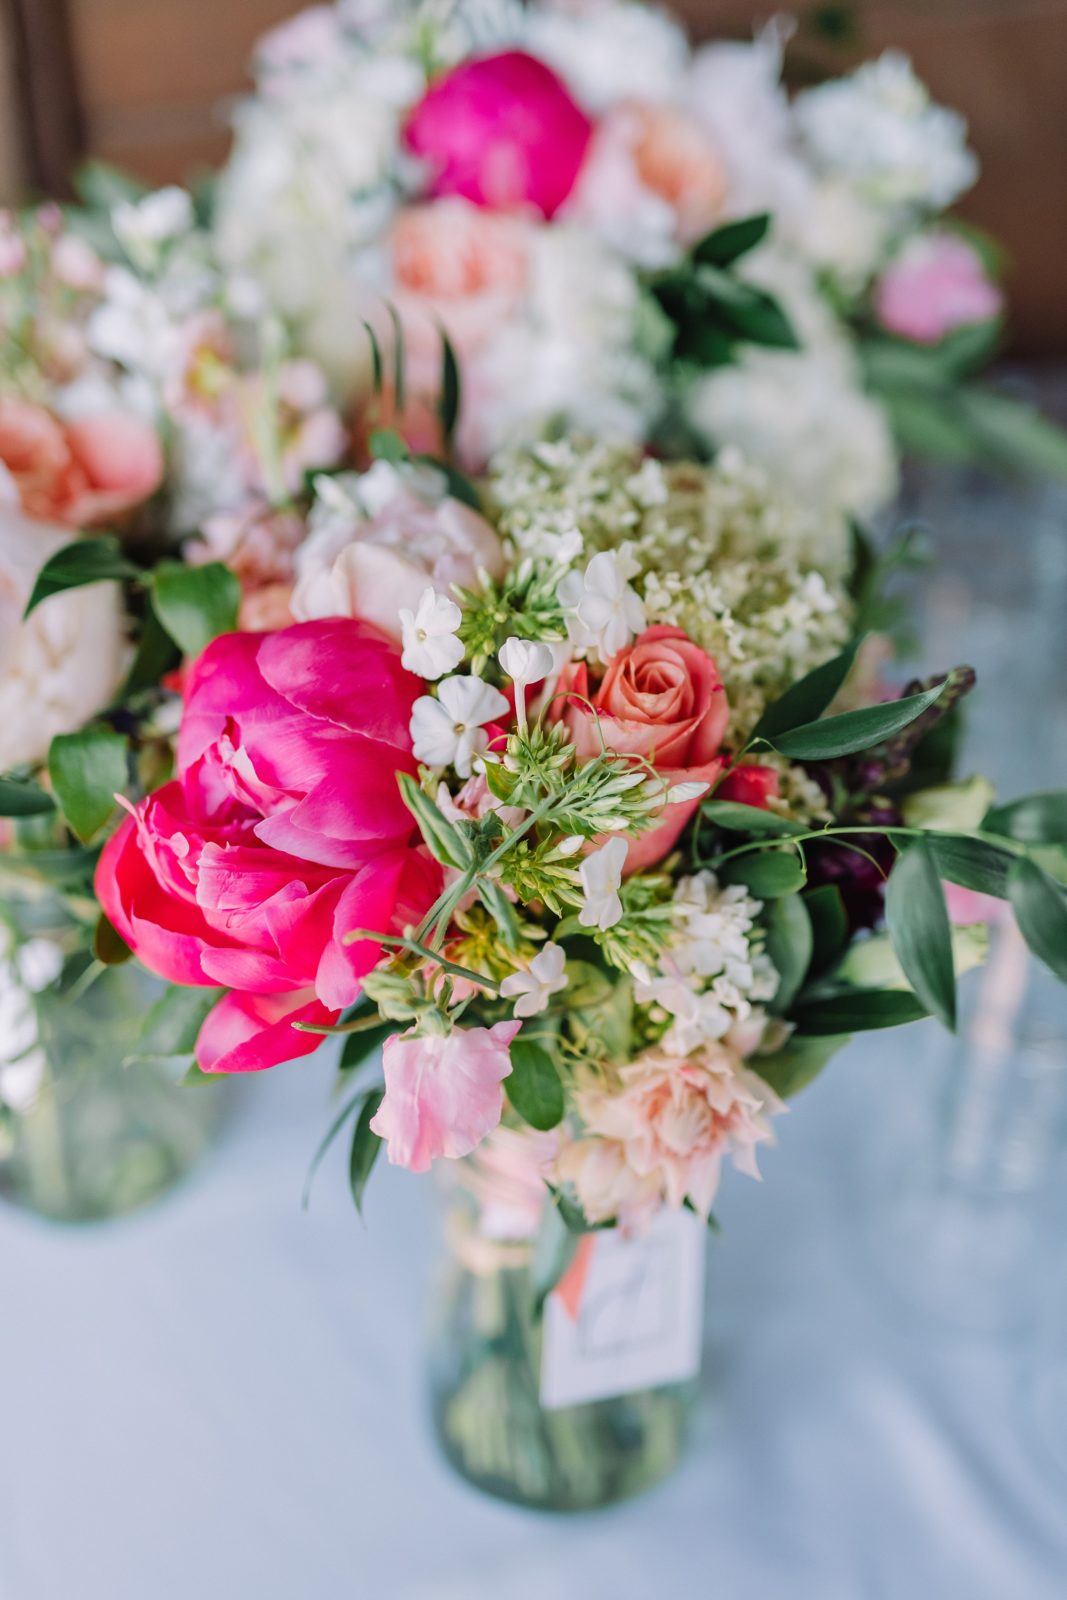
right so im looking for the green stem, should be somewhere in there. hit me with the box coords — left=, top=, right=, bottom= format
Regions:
left=713, top=823, right=923, bottom=866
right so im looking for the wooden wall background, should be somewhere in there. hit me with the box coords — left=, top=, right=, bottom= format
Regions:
left=2, top=0, right=1065, bottom=352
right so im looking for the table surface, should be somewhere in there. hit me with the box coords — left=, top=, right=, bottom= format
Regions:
left=4, top=453, right=1067, bottom=1600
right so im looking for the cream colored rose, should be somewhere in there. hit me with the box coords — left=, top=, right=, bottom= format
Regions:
left=0, top=507, right=127, bottom=773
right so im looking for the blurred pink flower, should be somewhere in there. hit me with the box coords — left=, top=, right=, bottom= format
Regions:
left=371, top=1020, right=521, bottom=1173
left=569, top=102, right=727, bottom=246
left=0, top=398, right=162, bottom=526
left=875, top=232, right=1002, bottom=345
left=405, top=50, right=593, bottom=219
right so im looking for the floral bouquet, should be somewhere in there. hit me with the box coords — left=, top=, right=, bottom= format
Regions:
left=214, top=0, right=1067, bottom=520
left=4, top=416, right=1065, bottom=1496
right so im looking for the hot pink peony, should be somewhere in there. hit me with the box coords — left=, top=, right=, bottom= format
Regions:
left=404, top=50, right=594, bottom=219
left=0, top=398, right=163, bottom=526
left=557, top=624, right=729, bottom=872
left=874, top=232, right=1002, bottom=346
left=95, top=620, right=442, bottom=1073
left=371, top=1021, right=521, bottom=1173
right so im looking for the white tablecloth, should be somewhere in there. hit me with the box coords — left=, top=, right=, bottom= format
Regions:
left=4, top=455, right=1067, bottom=1598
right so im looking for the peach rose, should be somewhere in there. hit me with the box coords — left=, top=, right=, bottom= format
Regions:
left=557, top=624, right=729, bottom=872
left=570, top=102, right=727, bottom=249
left=0, top=398, right=163, bottom=527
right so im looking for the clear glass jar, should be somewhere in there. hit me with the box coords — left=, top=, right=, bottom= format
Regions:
left=0, top=907, right=223, bottom=1224
left=427, top=1134, right=695, bottom=1511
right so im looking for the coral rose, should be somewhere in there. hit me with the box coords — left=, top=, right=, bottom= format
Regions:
left=404, top=50, right=593, bottom=219
left=95, top=620, right=442, bottom=1074
left=557, top=624, right=729, bottom=871
left=0, top=398, right=162, bottom=526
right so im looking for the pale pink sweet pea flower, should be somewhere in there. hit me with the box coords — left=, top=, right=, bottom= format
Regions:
left=404, top=51, right=593, bottom=219
left=371, top=1021, right=522, bottom=1173
left=875, top=231, right=1002, bottom=346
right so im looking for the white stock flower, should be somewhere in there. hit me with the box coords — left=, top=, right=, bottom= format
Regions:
left=523, top=0, right=689, bottom=108
left=500, top=942, right=568, bottom=1019
left=399, top=588, right=464, bottom=679
left=578, top=837, right=629, bottom=932
left=112, top=187, right=194, bottom=256
left=410, top=674, right=509, bottom=778
left=558, top=548, right=645, bottom=664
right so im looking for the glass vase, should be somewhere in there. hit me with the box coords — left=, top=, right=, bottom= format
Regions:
left=427, top=1131, right=696, bottom=1512
left=0, top=914, right=223, bottom=1224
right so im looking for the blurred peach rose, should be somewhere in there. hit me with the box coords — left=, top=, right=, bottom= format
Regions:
left=571, top=102, right=727, bottom=248
left=0, top=398, right=162, bottom=527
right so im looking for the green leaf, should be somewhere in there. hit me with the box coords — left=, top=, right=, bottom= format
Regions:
left=72, top=159, right=148, bottom=210
left=764, top=893, right=813, bottom=1013
left=926, top=832, right=1016, bottom=899
left=984, top=791, right=1067, bottom=847
left=23, top=536, right=140, bottom=619
left=128, top=984, right=224, bottom=1063
left=387, top=302, right=406, bottom=415
left=437, top=324, right=461, bottom=448
left=120, top=601, right=181, bottom=699
left=411, top=454, right=482, bottom=510
left=885, top=840, right=957, bottom=1031
left=692, top=212, right=770, bottom=267
left=701, top=800, right=806, bottom=836
left=302, top=1085, right=369, bottom=1208
left=719, top=849, right=807, bottom=898
left=48, top=727, right=129, bottom=842
left=792, top=988, right=929, bottom=1034
left=1008, top=857, right=1067, bottom=984
left=369, top=428, right=409, bottom=463
left=150, top=561, right=239, bottom=658
left=507, top=1037, right=564, bottom=1131
left=397, top=772, right=472, bottom=869
left=361, top=319, right=384, bottom=393
left=349, top=1089, right=385, bottom=1214
left=958, top=388, right=1067, bottom=481
left=804, top=884, right=850, bottom=976
left=93, top=913, right=132, bottom=966
left=0, top=777, right=55, bottom=817
left=339, top=1020, right=394, bottom=1072
left=754, top=1034, right=843, bottom=1097
left=548, top=1184, right=616, bottom=1235
left=752, top=638, right=863, bottom=742
left=769, top=681, right=948, bottom=762
left=530, top=1202, right=580, bottom=1316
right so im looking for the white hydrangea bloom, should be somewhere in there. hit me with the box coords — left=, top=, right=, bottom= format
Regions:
left=794, top=51, right=978, bottom=211
left=523, top=0, right=689, bottom=108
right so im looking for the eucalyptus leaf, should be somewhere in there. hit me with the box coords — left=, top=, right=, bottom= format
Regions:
left=0, top=778, right=55, bottom=818
left=349, top=1089, right=385, bottom=1215
left=24, top=536, right=141, bottom=619
left=769, top=681, right=947, bottom=762
left=984, top=791, right=1067, bottom=847
left=701, top=800, right=806, bottom=836
left=719, top=849, right=807, bottom=898
left=792, top=988, right=929, bottom=1034
left=752, top=638, right=863, bottom=742
left=764, top=893, right=813, bottom=1013
left=150, top=561, right=240, bottom=658
left=1008, top=857, right=1067, bottom=984
left=48, top=727, right=129, bottom=842
left=754, top=1034, right=843, bottom=1097
left=886, top=840, right=957, bottom=1031
left=508, top=1037, right=564, bottom=1131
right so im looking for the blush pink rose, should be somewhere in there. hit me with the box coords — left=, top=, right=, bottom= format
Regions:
left=371, top=1020, right=521, bottom=1173
left=557, top=625, right=729, bottom=872
left=95, top=620, right=442, bottom=1074
left=875, top=232, right=1002, bottom=346
left=404, top=50, right=593, bottom=219
left=0, top=398, right=163, bottom=526
left=390, top=200, right=531, bottom=360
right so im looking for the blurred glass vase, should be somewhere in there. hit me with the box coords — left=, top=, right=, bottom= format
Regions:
left=0, top=917, right=222, bottom=1224
left=428, top=1129, right=700, bottom=1511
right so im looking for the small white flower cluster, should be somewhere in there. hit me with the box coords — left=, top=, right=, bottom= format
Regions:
left=633, top=871, right=778, bottom=1057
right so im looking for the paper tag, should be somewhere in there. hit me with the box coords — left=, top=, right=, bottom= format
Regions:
left=540, top=1209, right=706, bottom=1411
